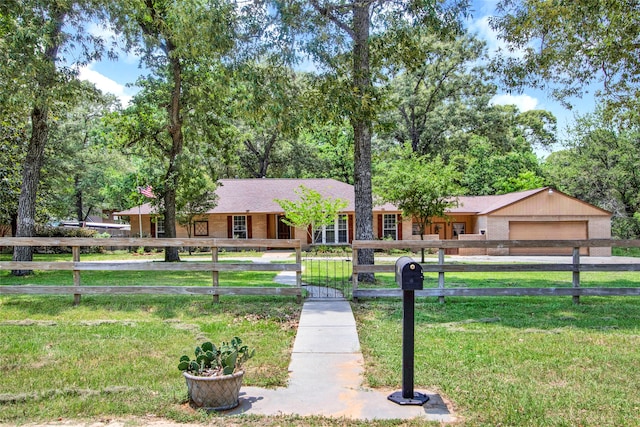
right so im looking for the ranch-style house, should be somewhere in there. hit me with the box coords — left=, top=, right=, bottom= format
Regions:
left=115, top=178, right=612, bottom=256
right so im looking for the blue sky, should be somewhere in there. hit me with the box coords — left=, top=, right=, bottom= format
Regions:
left=77, top=0, right=595, bottom=149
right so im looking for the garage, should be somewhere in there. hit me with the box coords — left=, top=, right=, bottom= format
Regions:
left=509, top=221, right=588, bottom=255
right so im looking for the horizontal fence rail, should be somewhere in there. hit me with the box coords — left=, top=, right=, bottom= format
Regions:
left=0, top=238, right=302, bottom=304
left=351, top=239, right=640, bottom=303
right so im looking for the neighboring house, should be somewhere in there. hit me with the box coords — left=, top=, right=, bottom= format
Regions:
left=114, top=179, right=612, bottom=256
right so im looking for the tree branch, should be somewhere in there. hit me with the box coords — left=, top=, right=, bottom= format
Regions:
left=309, top=0, right=355, bottom=38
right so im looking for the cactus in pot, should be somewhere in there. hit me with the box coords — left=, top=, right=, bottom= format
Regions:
left=178, top=337, right=255, bottom=377
left=178, top=337, right=255, bottom=411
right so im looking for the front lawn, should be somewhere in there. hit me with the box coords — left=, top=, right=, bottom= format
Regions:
left=354, top=296, right=640, bottom=426
left=0, top=294, right=301, bottom=424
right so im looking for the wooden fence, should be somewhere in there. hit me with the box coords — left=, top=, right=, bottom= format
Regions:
left=351, top=239, right=640, bottom=303
left=0, top=237, right=302, bottom=304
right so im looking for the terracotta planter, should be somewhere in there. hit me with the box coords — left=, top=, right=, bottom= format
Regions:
left=183, top=370, right=244, bottom=411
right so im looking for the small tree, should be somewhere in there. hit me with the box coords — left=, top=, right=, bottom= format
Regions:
left=176, top=173, right=218, bottom=254
left=374, top=145, right=462, bottom=262
left=275, top=185, right=348, bottom=245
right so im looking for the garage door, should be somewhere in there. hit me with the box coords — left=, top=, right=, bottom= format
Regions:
left=509, top=221, right=588, bottom=255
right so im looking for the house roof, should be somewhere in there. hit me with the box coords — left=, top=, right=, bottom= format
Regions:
left=212, top=179, right=357, bottom=213
left=451, top=188, right=545, bottom=214
left=116, top=178, right=395, bottom=216
left=114, top=181, right=609, bottom=217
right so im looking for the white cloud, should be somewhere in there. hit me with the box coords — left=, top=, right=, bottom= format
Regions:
left=87, top=22, right=140, bottom=64
left=491, top=93, right=539, bottom=111
left=77, top=63, right=133, bottom=106
left=468, top=15, right=525, bottom=59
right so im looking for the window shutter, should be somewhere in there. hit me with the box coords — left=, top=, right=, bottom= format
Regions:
left=377, top=215, right=382, bottom=239
left=227, top=216, right=232, bottom=238
left=150, top=217, right=155, bottom=238
left=307, top=225, right=312, bottom=244
left=397, top=214, right=403, bottom=240
left=348, top=215, right=354, bottom=243
left=247, top=215, right=253, bottom=239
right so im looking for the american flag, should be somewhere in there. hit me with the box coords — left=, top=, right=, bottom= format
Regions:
left=137, top=185, right=155, bottom=198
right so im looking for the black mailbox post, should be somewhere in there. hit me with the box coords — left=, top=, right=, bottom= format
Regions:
left=388, top=257, right=430, bottom=406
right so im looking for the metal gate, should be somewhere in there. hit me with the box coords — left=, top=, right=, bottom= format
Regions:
left=302, top=256, right=353, bottom=299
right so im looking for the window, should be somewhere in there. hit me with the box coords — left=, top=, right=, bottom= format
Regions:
left=412, top=222, right=421, bottom=236
left=233, top=215, right=247, bottom=239
left=453, top=223, right=465, bottom=237
left=383, top=214, right=397, bottom=240
left=313, top=216, right=349, bottom=244
left=337, top=215, right=348, bottom=243
left=156, top=218, right=165, bottom=236
left=194, top=220, right=209, bottom=236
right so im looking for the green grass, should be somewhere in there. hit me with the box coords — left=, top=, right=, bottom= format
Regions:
left=0, top=255, right=281, bottom=288
left=2, top=253, right=640, bottom=426
left=353, top=297, right=640, bottom=426
left=613, top=246, right=640, bottom=257
left=0, top=269, right=280, bottom=287
left=0, top=294, right=301, bottom=424
left=363, top=269, right=640, bottom=290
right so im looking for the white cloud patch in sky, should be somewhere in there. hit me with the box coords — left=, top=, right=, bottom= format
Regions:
left=78, top=63, right=133, bottom=106
left=491, top=93, right=539, bottom=111
left=87, top=22, right=140, bottom=64
left=468, top=15, right=525, bottom=59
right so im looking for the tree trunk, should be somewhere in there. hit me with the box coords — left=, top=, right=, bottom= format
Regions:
left=164, top=44, right=183, bottom=262
left=75, top=175, right=84, bottom=223
left=12, top=9, right=65, bottom=275
left=352, top=3, right=375, bottom=282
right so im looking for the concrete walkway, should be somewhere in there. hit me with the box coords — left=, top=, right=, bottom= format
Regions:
left=228, top=299, right=454, bottom=421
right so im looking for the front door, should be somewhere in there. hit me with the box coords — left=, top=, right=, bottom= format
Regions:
left=277, top=215, right=291, bottom=239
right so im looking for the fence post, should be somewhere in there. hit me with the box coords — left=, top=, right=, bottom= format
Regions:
left=212, top=246, right=219, bottom=304
left=438, top=248, right=445, bottom=304
left=572, top=247, right=580, bottom=305
left=352, top=247, right=359, bottom=302
left=296, top=245, right=302, bottom=304
left=72, top=246, right=81, bottom=306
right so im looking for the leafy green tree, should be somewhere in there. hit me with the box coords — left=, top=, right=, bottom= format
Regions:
left=490, top=0, right=640, bottom=122
left=2, top=1, right=113, bottom=273
left=275, top=185, right=348, bottom=244
left=110, top=0, right=237, bottom=261
left=543, top=111, right=640, bottom=238
left=378, top=33, right=496, bottom=156
left=453, top=135, right=545, bottom=195
left=0, top=116, right=27, bottom=236
left=374, top=145, right=462, bottom=262
left=41, top=83, right=123, bottom=223
left=293, top=120, right=354, bottom=183
left=176, top=166, right=218, bottom=242
left=232, top=63, right=303, bottom=178
left=274, top=0, right=468, bottom=277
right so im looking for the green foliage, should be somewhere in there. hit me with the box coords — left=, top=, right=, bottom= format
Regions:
left=491, top=0, right=640, bottom=123
left=377, top=32, right=496, bottom=156
left=543, top=111, right=640, bottom=238
left=0, top=115, right=26, bottom=232
left=231, top=62, right=303, bottom=178
left=175, top=165, right=218, bottom=238
left=374, top=144, right=462, bottom=239
left=40, top=82, right=125, bottom=222
left=178, top=338, right=255, bottom=376
left=275, top=185, right=348, bottom=244
left=454, top=135, right=545, bottom=195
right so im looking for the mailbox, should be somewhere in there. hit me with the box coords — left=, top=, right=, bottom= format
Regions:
left=395, top=257, right=424, bottom=290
